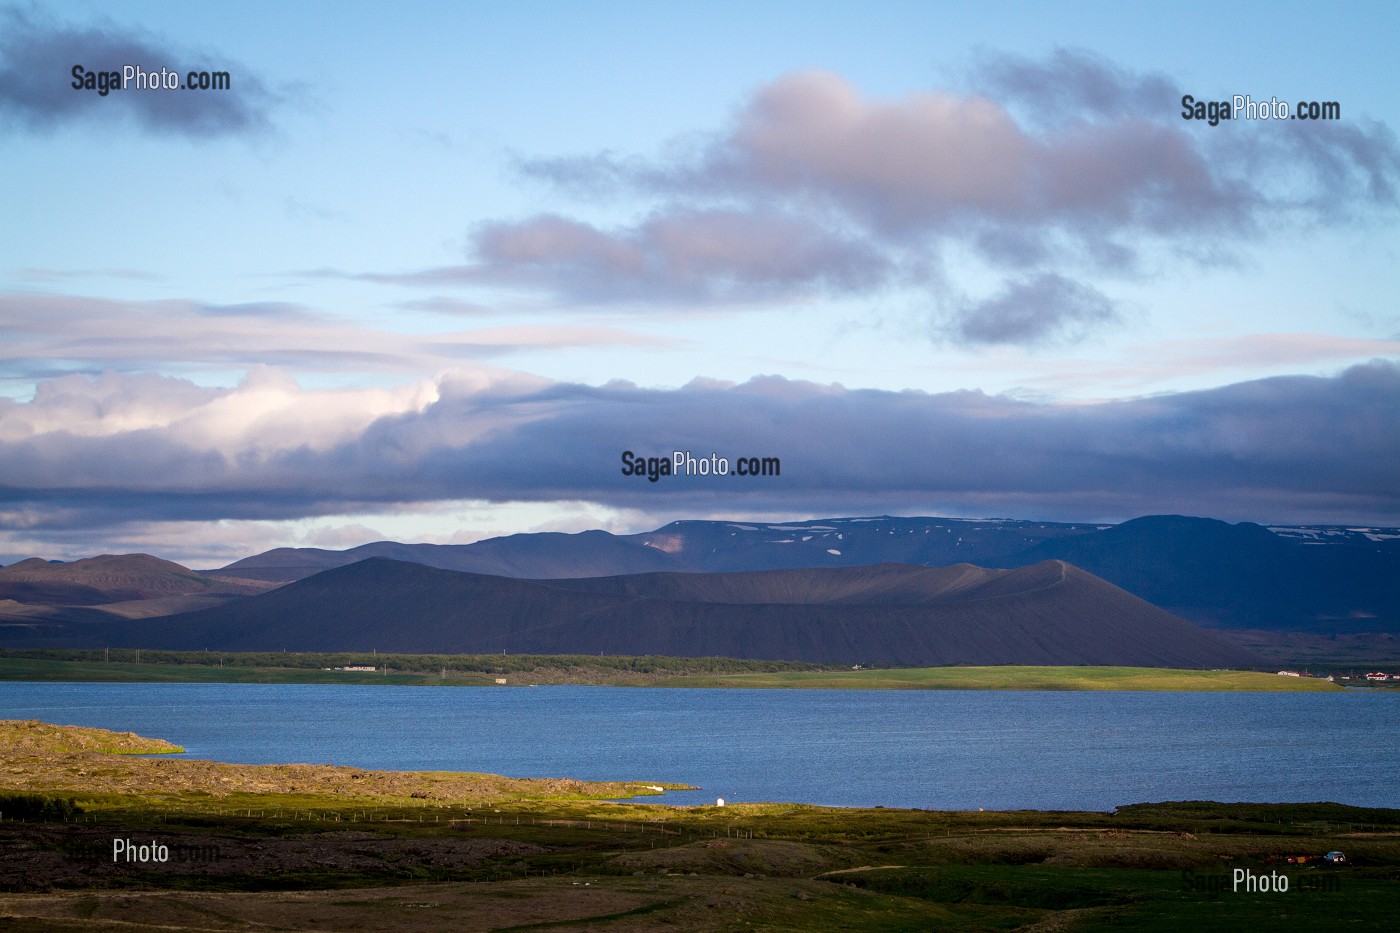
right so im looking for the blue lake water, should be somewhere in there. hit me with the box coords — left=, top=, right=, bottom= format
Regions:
left=3, top=682, right=1398, bottom=811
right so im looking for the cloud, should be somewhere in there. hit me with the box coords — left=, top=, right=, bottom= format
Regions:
left=943, top=274, right=1120, bottom=346
left=0, top=516, right=302, bottom=568
left=1, top=361, right=1396, bottom=536
left=0, top=366, right=445, bottom=451
left=299, top=523, right=388, bottom=549
left=0, top=6, right=280, bottom=138
left=15, top=267, right=162, bottom=283
left=356, top=209, right=891, bottom=305
left=1013, top=332, right=1400, bottom=397
left=0, top=292, right=673, bottom=380
left=968, top=47, right=1177, bottom=123
left=464, top=53, right=1399, bottom=342
left=522, top=66, right=1243, bottom=253
left=393, top=296, right=496, bottom=316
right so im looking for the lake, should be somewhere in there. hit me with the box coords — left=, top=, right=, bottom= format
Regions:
left=3, top=682, right=1398, bottom=811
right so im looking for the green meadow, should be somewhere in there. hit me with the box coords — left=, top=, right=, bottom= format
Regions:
left=0, top=650, right=1344, bottom=691
left=654, top=664, right=1345, bottom=691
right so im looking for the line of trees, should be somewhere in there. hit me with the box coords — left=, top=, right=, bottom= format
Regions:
left=0, top=793, right=82, bottom=822
left=0, top=648, right=833, bottom=676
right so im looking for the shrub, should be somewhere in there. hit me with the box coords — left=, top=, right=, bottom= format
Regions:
left=0, top=793, right=82, bottom=821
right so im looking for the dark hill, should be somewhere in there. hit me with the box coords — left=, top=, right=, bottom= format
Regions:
left=544, top=562, right=1017, bottom=605
left=132, top=558, right=1263, bottom=668
left=1018, top=516, right=1400, bottom=630
left=0, top=554, right=267, bottom=606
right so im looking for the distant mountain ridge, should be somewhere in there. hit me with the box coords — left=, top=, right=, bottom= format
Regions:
left=128, top=558, right=1264, bottom=668
left=214, top=515, right=1400, bottom=632
left=219, top=529, right=676, bottom=582
left=0, top=554, right=268, bottom=606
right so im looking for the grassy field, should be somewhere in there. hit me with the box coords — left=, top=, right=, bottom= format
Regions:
left=0, top=653, right=1348, bottom=690
left=656, top=665, right=1344, bottom=691
left=0, top=722, right=1395, bottom=931
left=0, top=718, right=184, bottom=755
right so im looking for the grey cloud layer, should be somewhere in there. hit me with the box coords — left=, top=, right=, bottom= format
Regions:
left=0, top=7, right=278, bottom=137
left=968, top=48, right=1178, bottom=124
left=947, top=274, right=1120, bottom=345
left=2, top=361, right=1396, bottom=529
left=380, top=210, right=890, bottom=304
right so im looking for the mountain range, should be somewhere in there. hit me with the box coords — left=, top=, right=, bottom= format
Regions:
left=213, top=515, right=1400, bottom=632
left=1, top=513, right=1395, bottom=665
left=116, top=557, right=1263, bottom=668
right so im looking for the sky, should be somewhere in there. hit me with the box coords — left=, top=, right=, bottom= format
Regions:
left=2, top=0, right=1398, bottom=567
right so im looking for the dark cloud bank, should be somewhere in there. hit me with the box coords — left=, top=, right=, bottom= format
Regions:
left=1, top=361, right=1396, bottom=531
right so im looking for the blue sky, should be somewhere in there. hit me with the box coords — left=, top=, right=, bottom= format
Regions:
left=2, top=0, right=1398, bottom=565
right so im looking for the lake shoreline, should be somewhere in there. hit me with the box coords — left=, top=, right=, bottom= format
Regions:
left=2, top=722, right=1398, bottom=930
left=6, top=680, right=1395, bottom=811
